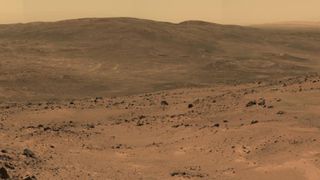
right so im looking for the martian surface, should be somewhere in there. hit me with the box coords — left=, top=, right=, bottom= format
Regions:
left=0, top=18, right=320, bottom=180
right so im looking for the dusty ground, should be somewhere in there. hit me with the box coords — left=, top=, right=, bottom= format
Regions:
left=1, top=74, right=320, bottom=180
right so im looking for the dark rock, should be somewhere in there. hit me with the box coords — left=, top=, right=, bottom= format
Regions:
left=43, top=127, right=51, bottom=131
left=136, top=120, right=144, bottom=126
left=171, top=171, right=187, bottom=177
left=86, top=124, right=95, bottom=129
left=161, top=101, right=169, bottom=106
left=23, top=148, right=36, bottom=158
left=94, top=97, right=103, bottom=103
left=213, top=123, right=220, bottom=128
left=251, top=120, right=259, bottom=125
left=258, top=99, right=266, bottom=106
left=112, top=144, right=122, bottom=149
left=0, top=167, right=10, bottom=179
left=23, top=175, right=37, bottom=180
left=170, top=170, right=206, bottom=178
left=0, top=154, right=12, bottom=161
left=4, top=163, right=14, bottom=170
left=37, top=124, right=44, bottom=128
left=188, top=104, right=194, bottom=108
left=172, top=124, right=180, bottom=128
left=246, top=100, right=256, bottom=107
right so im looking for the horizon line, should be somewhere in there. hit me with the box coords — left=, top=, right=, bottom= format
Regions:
left=1, top=16, right=320, bottom=27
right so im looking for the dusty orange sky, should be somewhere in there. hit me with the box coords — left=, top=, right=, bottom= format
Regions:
left=1, top=0, right=320, bottom=24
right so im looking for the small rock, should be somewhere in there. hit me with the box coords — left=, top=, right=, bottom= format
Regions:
left=188, top=104, right=194, bottom=108
left=23, top=148, right=36, bottom=158
left=136, top=120, right=144, bottom=126
left=246, top=100, right=257, bottom=107
left=24, top=175, right=37, bottom=180
left=172, top=124, right=180, bottom=128
left=0, top=167, right=10, bottom=179
left=87, top=124, right=95, bottom=129
left=251, top=120, right=259, bottom=125
left=161, top=101, right=169, bottom=106
left=171, top=171, right=187, bottom=177
left=37, top=124, right=44, bottom=128
left=277, top=111, right=285, bottom=115
left=112, top=144, right=122, bottom=149
left=4, top=163, right=14, bottom=170
left=94, top=97, right=103, bottom=103
left=258, top=99, right=266, bottom=106
left=213, top=123, right=220, bottom=128
left=43, top=127, right=51, bottom=131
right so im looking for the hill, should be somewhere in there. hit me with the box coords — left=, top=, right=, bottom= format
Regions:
left=0, top=17, right=320, bottom=102
left=253, top=21, right=320, bottom=30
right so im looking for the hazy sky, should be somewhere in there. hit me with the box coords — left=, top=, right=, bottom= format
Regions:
left=1, top=0, right=320, bottom=25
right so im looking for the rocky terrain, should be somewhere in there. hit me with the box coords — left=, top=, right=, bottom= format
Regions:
left=1, top=74, right=320, bottom=179
left=1, top=18, right=320, bottom=179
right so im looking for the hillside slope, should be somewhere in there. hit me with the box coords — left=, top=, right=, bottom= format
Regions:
left=0, top=18, right=320, bottom=101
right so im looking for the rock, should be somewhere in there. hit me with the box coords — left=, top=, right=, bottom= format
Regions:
left=171, top=124, right=180, bottom=128
left=213, top=123, right=220, bottom=127
left=257, top=99, right=266, bottom=106
left=161, top=101, right=169, bottom=106
left=251, top=120, right=259, bottom=125
left=277, top=111, right=285, bottom=115
left=188, top=104, right=194, bottom=108
left=23, top=175, right=37, bottom=180
left=171, top=171, right=187, bottom=177
left=4, top=163, right=14, bottom=170
left=43, top=127, right=51, bottom=131
left=136, top=120, right=144, bottom=126
left=94, top=97, right=103, bottom=103
left=111, top=144, right=123, bottom=149
left=23, top=148, right=36, bottom=158
left=86, top=124, right=95, bottom=129
left=246, top=100, right=256, bottom=107
left=0, top=154, right=12, bottom=161
left=0, top=167, right=10, bottom=179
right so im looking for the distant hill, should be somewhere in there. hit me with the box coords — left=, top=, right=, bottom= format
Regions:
left=0, top=18, right=319, bottom=102
left=253, top=21, right=320, bottom=30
